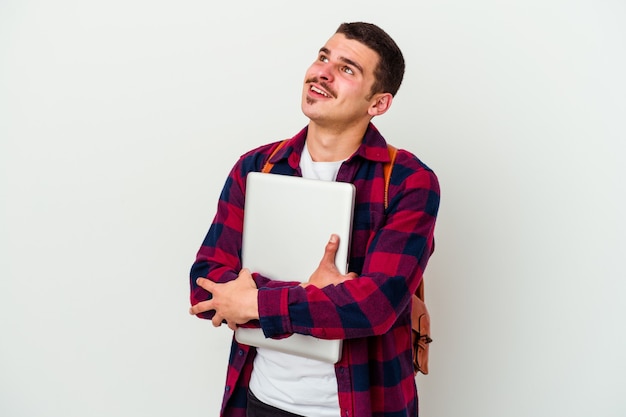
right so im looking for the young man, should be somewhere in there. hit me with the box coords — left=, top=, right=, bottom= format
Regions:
left=189, top=22, right=440, bottom=417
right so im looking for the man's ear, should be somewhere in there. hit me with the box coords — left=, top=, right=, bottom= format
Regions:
left=368, top=93, right=393, bottom=117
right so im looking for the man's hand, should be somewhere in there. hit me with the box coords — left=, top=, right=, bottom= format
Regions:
left=189, top=268, right=259, bottom=330
left=304, top=234, right=358, bottom=288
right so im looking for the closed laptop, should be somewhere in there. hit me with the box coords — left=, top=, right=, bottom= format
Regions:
left=234, top=172, right=355, bottom=363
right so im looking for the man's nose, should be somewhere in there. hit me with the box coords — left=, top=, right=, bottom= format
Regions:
left=316, top=64, right=334, bottom=82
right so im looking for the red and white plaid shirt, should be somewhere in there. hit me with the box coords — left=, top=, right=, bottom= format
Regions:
left=190, top=123, right=440, bottom=417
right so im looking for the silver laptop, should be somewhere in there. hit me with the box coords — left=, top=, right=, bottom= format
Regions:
left=234, top=172, right=356, bottom=363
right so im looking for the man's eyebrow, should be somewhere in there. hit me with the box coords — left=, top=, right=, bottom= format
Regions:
left=318, top=47, right=364, bottom=75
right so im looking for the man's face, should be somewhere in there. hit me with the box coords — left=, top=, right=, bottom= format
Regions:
left=301, top=33, right=380, bottom=128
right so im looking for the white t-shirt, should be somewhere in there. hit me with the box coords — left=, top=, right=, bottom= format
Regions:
left=249, top=142, right=344, bottom=417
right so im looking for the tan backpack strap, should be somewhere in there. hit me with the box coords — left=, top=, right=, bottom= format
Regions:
left=383, top=144, right=398, bottom=210
left=261, top=139, right=289, bottom=173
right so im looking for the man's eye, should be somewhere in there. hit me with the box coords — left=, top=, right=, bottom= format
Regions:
left=343, top=66, right=354, bottom=75
left=319, top=56, right=329, bottom=63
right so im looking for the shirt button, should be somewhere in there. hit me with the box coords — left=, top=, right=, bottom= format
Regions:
left=225, top=385, right=230, bottom=392
left=238, top=349, right=244, bottom=356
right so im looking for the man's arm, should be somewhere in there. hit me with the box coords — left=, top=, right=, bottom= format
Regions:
left=189, top=234, right=355, bottom=328
left=257, top=162, right=439, bottom=341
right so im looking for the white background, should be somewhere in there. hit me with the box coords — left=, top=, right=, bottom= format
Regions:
left=1, top=1, right=625, bottom=416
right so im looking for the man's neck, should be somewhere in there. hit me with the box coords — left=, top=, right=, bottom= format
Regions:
left=305, top=121, right=369, bottom=162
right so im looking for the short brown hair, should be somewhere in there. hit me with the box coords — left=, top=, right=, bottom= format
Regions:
left=336, top=22, right=405, bottom=97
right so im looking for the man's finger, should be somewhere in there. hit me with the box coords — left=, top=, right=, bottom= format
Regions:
left=320, top=234, right=340, bottom=266
left=196, top=277, right=215, bottom=292
left=189, top=299, right=214, bottom=315
left=212, top=312, right=225, bottom=328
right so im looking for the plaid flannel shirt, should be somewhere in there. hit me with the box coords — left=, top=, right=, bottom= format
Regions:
left=190, top=123, right=440, bottom=417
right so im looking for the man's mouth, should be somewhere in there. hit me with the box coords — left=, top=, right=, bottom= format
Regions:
left=311, top=85, right=330, bottom=97
left=309, top=84, right=335, bottom=98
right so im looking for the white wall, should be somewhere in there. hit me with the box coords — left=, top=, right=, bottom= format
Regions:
left=1, top=1, right=625, bottom=416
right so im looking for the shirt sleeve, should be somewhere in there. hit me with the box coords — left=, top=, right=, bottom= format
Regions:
left=257, top=155, right=440, bottom=340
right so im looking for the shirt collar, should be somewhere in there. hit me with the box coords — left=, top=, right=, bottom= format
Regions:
left=354, top=123, right=391, bottom=163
